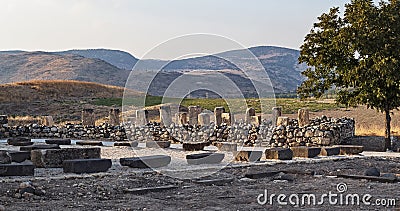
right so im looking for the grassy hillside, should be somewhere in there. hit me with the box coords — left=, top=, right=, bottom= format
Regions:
left=0, top=80, right=142, bottom=122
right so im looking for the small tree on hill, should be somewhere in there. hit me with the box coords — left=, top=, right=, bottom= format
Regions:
left=297, top=0, right=400, bottom=149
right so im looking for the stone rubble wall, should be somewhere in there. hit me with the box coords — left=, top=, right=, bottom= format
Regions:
left=0, top=114, right=355, bottom=147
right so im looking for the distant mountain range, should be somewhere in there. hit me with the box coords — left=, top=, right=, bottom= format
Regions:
left=0, top=46, right=306, bottom=97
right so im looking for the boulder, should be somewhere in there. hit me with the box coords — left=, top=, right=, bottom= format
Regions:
left=20, top=144, right=61, bottom=152
left=120, top=155, right=171, bottom=168
left=0, top=164, right=35, bottom=176
left=45, top=139, right=71, bottom=145
left=213, top=142, right=237, bottom=152
left=63, top=159, right=112, bottom=173
left=234, top=151, right=263, bottom=162
left=186, top=153, right=225, bottom=165
left=265, top=148, right=293, bottom=160
left=7, top=138, right=33, bottom=146
left=319, top=147, right=340, bottom=156
left=182, top=142, right=208, bottom=151
left=31, top=148, right=101, bottom=168
left=7, top=151, right=31, bottom=163
left=76, top=141, right=103, bottom=146
left=146, top=141, right=170, bottom=148
left=335, top=145, right=364, bottom=155
left=291, top=147, right=321, bottom=158
left=0, top=151, right=11, bottom=164
left=364, top=167, right=380, bottom=177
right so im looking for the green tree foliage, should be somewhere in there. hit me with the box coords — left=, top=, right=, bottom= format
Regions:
left=298, top=0, right=400, bottom=149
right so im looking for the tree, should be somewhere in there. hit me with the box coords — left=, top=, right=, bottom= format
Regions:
left=297, top=0, right=400, bottom=149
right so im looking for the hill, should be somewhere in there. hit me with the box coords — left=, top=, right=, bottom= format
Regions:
left=0, top=46, right=305, bottom=95
left=0, top=80, right=142, bottom=122
left=56, top=49, right=138, bottom=70
left=0, top=52, right=130, bottom=87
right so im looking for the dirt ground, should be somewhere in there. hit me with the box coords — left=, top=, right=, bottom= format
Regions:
left=1, top=156, right=400, bottom=210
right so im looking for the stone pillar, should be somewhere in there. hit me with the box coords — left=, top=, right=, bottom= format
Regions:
left=214, top=107, right=225, bottom=126
left=245, top=108, right=256, bottom=124
left=272, top=107, right=282, bottom=127
left=198, top=113, right=210, bottom=126
left=159, top=105, right=172, bottom=126
left=0, top=115, right=8, bottom=125
left=177, top=112, right=188, bottom=125
left=298, top=108, right=310, bottom=127
left=250, top=115, right=261, bottom=126
left=82, top=109, right=95, bottom=126
left=135, top=110, right=148, bottom=125
left=188, top=106, right=202, bottom=125
left=221, top=113, right=234, bottom=125
left=276, top=116, right=289, bottom=126
left=109, top=108, right=120, bottom=125
left=42, top=116, right=54, bottom=126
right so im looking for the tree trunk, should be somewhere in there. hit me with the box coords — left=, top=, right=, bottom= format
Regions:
left=384, top=109, right=391, bottom=150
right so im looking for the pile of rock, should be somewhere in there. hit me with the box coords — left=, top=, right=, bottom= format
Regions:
left=0, top=123, right=127, bottom=141
left=270, top=116, right=355, bottom=148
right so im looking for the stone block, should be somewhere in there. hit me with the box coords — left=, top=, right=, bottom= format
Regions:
left=76, top=141, right=103, bottom=146
left=0, top=164, right=35, bottom=176
left=335, top=145, right=364, bottom=155
left=120, top=155, right=171, bottom=168
left=0, top=151, right=11, bottom=164
left=182, top=142, right=209, bottom=151
left=8, top=151, right=31, bottom=163
left=188, top=106, right=202, bottom=125
left=109, top=108, right=120, bottom=126
left=146, top=141, right=171, bottom=148
left=265, top=148, right=293, bottom=160
left=319, top=147, right=340, bottom=156
left=20, top=144, right=61, bottom=152
left=31, top=148, right=101, bottom=168
left=214, top=107, right=225, bottom=126
left=298, top=109, right=310, bottom=127
left=234, top=151, right=263, bottom=162
left=186, top=153, right=225, bottom=165
left=159, top=105, right=172, bottom=126
left=7, top=138, right=33, bottom=146
left=245, top=107, right=256, bottom=124
left=213, top=142, right=237, bottom=152
left=135, top=109, right=148, bottom=125
left=347, top=136, right=386, bottom=152
left=0, top=115, right=8, bottom=124
left=63, top=159, right=112, bottom=174
left=113, top=142, right=131, bottom=147
left=276, top=117, right=289, bottom=126
left=177, top=112, right=188, bottom=125
left=198, top=113, right=210, bottom=126
left=130, top=141, right=139, bottom=147
left=250, top=115, right=261, bottom=126
left=291, top=147, right=321, bottom=158
left=272, top=107, right=282, bottom=127
left=221, top=113, right=234, bottom=125
left=82, top=108, right=95, bottom=126
left=45, top=139, right=71, bottom=145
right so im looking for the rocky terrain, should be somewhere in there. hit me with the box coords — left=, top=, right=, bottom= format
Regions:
left=0, top=155, right=399, bottom=210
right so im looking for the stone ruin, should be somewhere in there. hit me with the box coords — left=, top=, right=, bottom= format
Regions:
left=125, top=105, right=355, bottom=148
left=0, top=107, right=355, bottom=148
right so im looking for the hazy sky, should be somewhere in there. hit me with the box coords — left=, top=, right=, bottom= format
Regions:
left=0, top=0, right=381, bottom=59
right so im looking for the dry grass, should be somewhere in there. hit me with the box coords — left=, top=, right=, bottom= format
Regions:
left=7, top=116, right=42, bottom=126
left=0, top=80, right=142, bottom=103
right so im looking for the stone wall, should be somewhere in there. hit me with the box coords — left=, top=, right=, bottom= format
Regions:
left=0, top=123, right=127, bottom=141
left=0, top=108, right=355, bottom=146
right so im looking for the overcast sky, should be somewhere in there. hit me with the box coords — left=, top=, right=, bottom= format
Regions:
left=0, top=0, right=381, bottom=59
